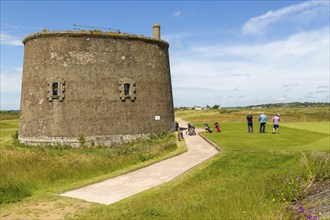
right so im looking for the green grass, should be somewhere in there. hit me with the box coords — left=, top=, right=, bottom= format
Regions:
left=1, top=107, right=329, bottom=219
left=71, top=121, right=329, bottom=219
left=282, top=122, right=330, bottom=134
left=0, top=120, right=185, bottom=204
left=0, top=119, right=19, bottom=146
left=178, top=106, right=330, bottom=123
left=203, top=123, right=329, bottom=151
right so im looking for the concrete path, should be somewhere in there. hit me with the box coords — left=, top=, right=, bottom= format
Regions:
left=60, top=122, right=219, bottom=205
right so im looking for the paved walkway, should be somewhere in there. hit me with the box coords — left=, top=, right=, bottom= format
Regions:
left=60, top=122, right=219, bottom=205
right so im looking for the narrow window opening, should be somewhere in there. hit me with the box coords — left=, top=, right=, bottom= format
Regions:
left=124, top=83, right=130, bottom=96
left=52, top=82, right=59, bottom=96
left=119, top=78, right=136, bottom=101
left=48, top=78, right=65, bottom=101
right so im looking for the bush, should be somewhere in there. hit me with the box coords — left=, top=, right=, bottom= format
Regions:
left=0, top=181, right=34, bottom=204
left=265, top=172, right=307, bottom=203
left=78, top=134, right=86, bottom=147
left=308, top=152, right=330, bottom=181
left=265, top=151, right=330, bottom=204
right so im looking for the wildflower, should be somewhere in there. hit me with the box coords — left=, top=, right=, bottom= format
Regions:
left=298, top=206, right=304, bottom=212
left=318, top=212, right=322, bottom=215
left=272, top=198, right=275, bottom=202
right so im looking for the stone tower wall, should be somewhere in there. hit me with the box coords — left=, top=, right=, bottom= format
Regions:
left=19, top=31, right=175, bottom=146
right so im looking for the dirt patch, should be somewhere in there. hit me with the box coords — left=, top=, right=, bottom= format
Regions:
left=0, top=195, right=91, bottom=220
left=288, top=179, right=330, bottom=219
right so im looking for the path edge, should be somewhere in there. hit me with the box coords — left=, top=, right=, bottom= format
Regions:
left=199, top=132, right=222, bottom=152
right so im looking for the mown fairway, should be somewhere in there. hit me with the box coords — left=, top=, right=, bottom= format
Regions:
left=0, top=119, right=19, bottom=146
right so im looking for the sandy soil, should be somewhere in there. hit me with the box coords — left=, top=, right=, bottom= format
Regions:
left=0, top=196, right=91, bottom=220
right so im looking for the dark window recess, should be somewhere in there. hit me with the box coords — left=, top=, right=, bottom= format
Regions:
left=48, top=78, right=65, bottom=101
left=119, top=78, right=136, bottom=101
left=124, top=83, right=130, bottom=96
left=52, top=82, right=59, bottom=96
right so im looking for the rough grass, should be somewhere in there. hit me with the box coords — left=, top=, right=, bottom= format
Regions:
left=176, top=106, right=330, bottom=124
left=0, top=129, right=181, bottom=204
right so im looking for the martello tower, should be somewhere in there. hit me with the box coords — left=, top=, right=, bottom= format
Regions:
left=19, top=25, right=175, bottom=146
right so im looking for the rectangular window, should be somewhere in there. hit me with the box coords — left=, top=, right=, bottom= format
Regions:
left=124, top=83, right=130, bottom=96
left=119, top=78, right=136, bottom=101
left=48, top=78, right=65, bottom=102
left=52, top=82, right=59, bottom=96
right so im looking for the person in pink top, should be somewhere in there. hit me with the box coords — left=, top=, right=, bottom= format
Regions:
left=272, top=114, right=280, bottom=134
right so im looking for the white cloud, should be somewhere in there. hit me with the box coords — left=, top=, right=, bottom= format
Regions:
left=242, top=1, right=329, bottom=35
left=0, top=33, right=23, bottom=46
left=0, top=68, right=22, bottom=94
left=163, top=32, right=204, bottom=48
left=171, top=27, right=329, bottom=107
left=194, top=27, right=329, bottom=62
left=173, top=10, right=182, bottom=17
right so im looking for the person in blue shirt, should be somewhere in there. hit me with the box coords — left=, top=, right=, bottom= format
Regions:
left=258, top=112, right=268, bottom=133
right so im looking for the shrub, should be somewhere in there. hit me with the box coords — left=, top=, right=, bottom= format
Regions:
left=0, top=181, right=34, bottom=204
left=308, top=152, right=330, bottom=181
left=78, top=134, right=86, bottom=147
left=265, top=172, right=307, bottom=203
left=265, top=151, right=330, bottom=204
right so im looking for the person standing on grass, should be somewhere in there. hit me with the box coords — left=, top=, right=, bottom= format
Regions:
left=272, top=114, right=280, bottom=134
left=247, top=112, right=253, bottom=133
left=258, top=112, right=268, bottom=133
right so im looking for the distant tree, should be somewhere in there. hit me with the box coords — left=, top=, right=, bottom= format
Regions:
left=212, top=105, right=220, bottom=109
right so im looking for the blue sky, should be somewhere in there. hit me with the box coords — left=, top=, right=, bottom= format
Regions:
left=1, top=0, right=329, bottom=109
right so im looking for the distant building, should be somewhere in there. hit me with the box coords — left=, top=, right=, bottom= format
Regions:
left=19, top=25, right=175, bottom=146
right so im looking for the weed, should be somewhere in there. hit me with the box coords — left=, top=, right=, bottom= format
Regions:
left=297, top=206, right=320, bottom=220
left=265, top=172, right=307, bottom=203
left=308, top=152, right=330, bottom=181
left=143, top=207, right=166, bottom=217
left=78, top=134, right=86, bottom=147
left=11, top=130, right=18, bottom=140
left=0, top=181, right=34, bottom=204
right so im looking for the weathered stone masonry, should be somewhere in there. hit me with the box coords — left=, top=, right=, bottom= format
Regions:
left=19, top=25, right=175, bottom=146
